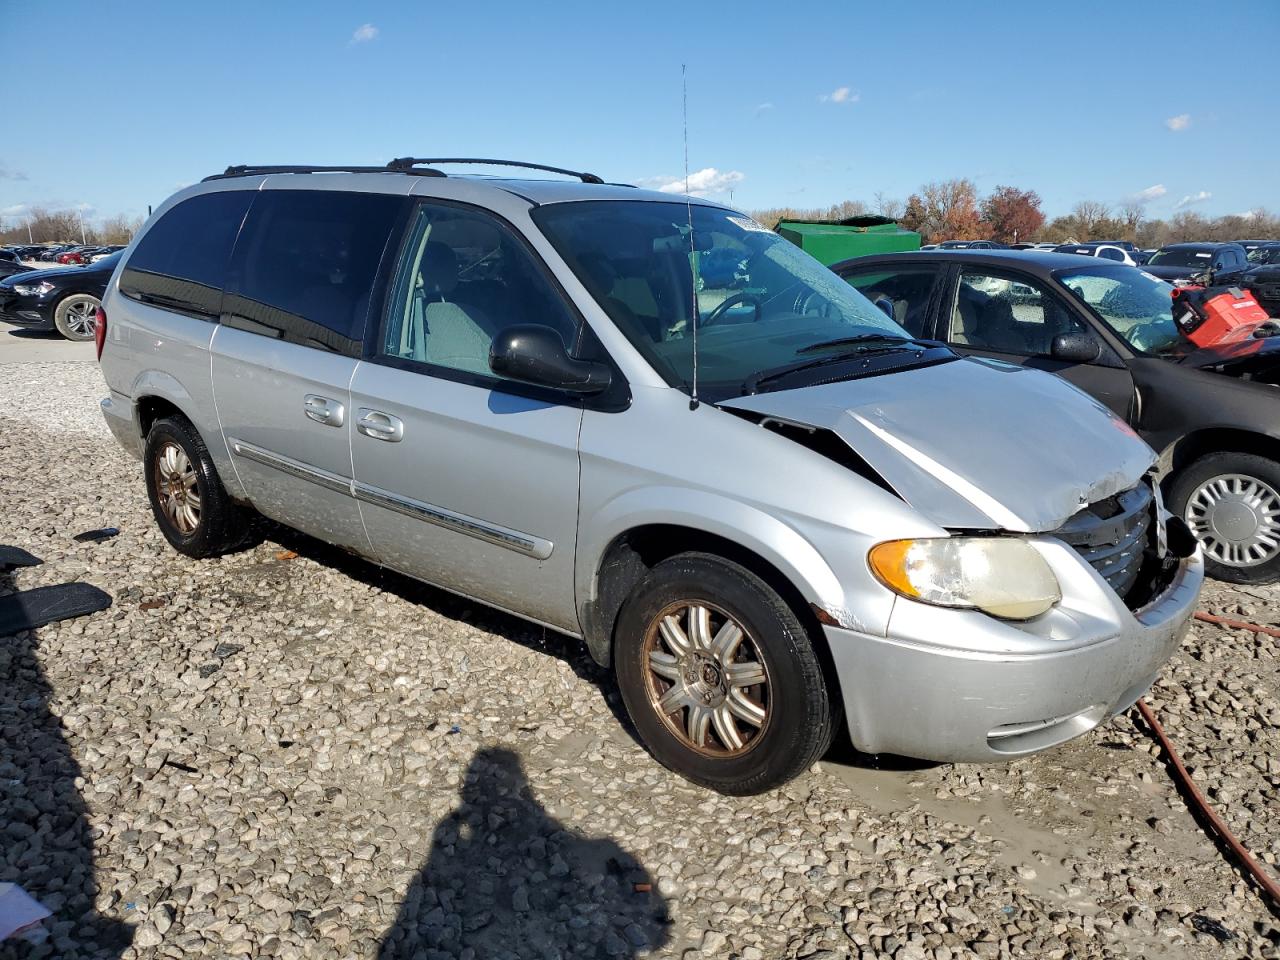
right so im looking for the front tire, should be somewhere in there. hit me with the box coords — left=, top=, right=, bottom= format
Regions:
left=144, top=416, right=250, bottom=558
left=614, top=552, right=838, bottom=795
left=1168, top=452, right=1280, bottom=584
left=53, top=292, right=101, bottom=341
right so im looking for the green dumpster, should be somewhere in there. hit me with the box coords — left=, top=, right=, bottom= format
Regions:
left=775, top=215, right=920, bottom=266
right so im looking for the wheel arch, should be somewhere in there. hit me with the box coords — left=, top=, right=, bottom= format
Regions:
left=1161, top=427, right=1280, bottom=482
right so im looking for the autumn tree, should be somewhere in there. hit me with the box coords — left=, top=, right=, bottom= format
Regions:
left=980, top=186, right=1045, bottom=244
left=902, top=179, right=983, bottom=243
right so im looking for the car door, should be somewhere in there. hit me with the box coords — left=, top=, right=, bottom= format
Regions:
left=941, top=264, right=1137, bottom=419
left=836, top=261, right=946, bottom=338
left=348, top=199, right=585, bottom=632
left=211, top=186, right=407, bottom=554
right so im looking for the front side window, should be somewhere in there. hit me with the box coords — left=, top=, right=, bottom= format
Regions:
left=224, top=190, right=404, bottom=355
left=534, top=201, right=926, bottom=398
left=380, top=203, right=580, bottom=379
left=120, top=190, right=254, bottom=317
left=949, top=269, right=1086, bottom=355
left=1058, top=266, right=1181, bottom=355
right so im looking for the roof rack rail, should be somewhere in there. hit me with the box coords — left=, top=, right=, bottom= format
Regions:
left=202, top=164, right=445, bottom=183
left=386, top=157, right=604, bottom=185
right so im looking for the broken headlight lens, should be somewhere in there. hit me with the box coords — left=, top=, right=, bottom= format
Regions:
left=868, top=537, right=1061, bottom=620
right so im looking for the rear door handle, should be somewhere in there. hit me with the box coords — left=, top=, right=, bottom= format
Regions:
left=357, top=408, right=404, bottom=442
left=304, top=394, right=345, bottom=427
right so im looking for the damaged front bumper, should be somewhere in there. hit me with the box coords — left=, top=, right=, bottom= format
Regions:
left=824, top=539, right=1204, bottom=763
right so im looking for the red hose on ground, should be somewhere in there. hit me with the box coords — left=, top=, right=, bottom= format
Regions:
left=1193, top=610, right=1280, bottom=638
left=1137, top=691, right=1280, bottom=909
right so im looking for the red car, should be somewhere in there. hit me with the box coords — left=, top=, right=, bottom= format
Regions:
left=55, top=248, right=94, bottom=265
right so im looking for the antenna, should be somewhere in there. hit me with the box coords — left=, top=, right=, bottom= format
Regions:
left=683, top=64, right=700, bottom=411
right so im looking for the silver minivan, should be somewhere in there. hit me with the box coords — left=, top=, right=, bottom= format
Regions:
left=98, top=160, right=1203, bottom=794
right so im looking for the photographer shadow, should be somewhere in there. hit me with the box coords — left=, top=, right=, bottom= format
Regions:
left=0, top=565, right=132, bottom=958
left=379, top=747, right=670, bottom=959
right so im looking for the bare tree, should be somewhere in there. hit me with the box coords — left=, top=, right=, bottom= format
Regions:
left=873, top=191, right=905, bottom=221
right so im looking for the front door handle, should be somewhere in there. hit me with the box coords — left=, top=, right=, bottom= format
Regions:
left=357, top=408, right=404, bottom=442
left=304, top=394, right=345, bottom=427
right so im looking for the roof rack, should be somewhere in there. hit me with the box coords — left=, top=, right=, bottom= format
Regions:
left=202, top=164, right=445, bottom=183
left=387, top=157, right=604, bottom=184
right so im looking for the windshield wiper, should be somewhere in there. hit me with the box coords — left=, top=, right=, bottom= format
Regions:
left=796, top=333, right=939, bottom=354
left=743, top=337, right=948, bottom=395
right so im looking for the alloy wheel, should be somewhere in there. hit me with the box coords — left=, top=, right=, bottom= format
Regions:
left=1185, top=472, right=1280, bottom=568
left=642, top=600, right=771, bottom=757
left=61, top=295, right=99, bottom=337
left=154, top=442, right=202, bottom=535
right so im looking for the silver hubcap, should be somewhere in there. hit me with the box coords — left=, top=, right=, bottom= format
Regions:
left=643, top=601, right=769, bottom=757
left=62, top=296, right=99, bottom=336
left=1185, top=472, right=1280, bottom=567
left=155, top=442, right=201, bottom=535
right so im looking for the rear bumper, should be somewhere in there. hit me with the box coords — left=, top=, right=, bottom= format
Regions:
left=825, top=551, right=1203, bottom=762
left=100, top=394, right=142, bottom=460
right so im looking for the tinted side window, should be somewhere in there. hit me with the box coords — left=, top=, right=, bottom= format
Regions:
left=842, top=265, right=939, bottom=336
left=120, top=191, right=254, bottom=317
left=223, top=190, right=405, bottom=356
left=379, top=202, right=580, bottom=380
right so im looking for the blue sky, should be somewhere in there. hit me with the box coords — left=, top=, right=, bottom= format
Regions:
left=3, top=1, right=1277, bottom=228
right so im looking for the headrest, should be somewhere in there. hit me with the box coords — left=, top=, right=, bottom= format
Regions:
left=420, top=241, right=459, bottom=297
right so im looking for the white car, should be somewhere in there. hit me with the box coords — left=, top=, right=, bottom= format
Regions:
left=1055, top=243, right=1138, bottom=266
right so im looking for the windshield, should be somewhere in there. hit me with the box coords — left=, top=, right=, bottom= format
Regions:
left=1248, top=245, right=1280, bottom=265
left=534, top=201, right=925, bottom=397
left=1058, top=266, right=1181, bottom=355
left=1148, top=247, right=1213, bottom=268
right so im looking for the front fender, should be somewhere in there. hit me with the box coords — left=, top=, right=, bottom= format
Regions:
left=576, top=485, right=893, bottom=660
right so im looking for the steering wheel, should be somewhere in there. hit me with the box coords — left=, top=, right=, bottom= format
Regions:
left=703, top=291, right=763, bottom=327
left=794, top=289, right=838, bottom=318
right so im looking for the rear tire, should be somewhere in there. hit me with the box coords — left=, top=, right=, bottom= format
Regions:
left=144, top=415, right=250, bottom=558
left=1167, top=452, right=1280, bottom=584
left=53, top=292, right=101, bottom=341
left=614, top=552, right=838, bottom=795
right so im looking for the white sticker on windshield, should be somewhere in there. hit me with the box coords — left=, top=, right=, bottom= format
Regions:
left=728, top=215, right=771, bottom=233
left=1195, top=252, right=1211, bottom=258
left=1140, top=271, right=1163, bottom=283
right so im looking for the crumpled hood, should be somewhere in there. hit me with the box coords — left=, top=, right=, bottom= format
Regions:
left=722, top=356, right=1155, bottom=532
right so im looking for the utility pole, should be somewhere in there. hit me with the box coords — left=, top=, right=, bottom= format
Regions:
left=77, top=208, right=87, bottom=244
left=27, top=215, right=33, bottom=243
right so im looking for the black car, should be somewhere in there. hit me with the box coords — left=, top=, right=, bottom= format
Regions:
left=1235, top=246, right=1280, bottom=317
left=0, top=251, right=120, bottom=340
left=834, top=249, right=1280, bottom=583
left=1144, top=242, right=1248, bottom=281
left=0, top=258, right=31, bottom=280
left=1245, top=242, right=1280, bottom=266
left=937, top=239, right=1006, bottom=250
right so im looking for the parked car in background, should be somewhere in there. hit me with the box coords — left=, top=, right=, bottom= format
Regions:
left=0, top=257, right=32, bottom=280
left=835, top=249, right=1280, bottom=583
left=0, top=249, right=21, bottom=263
left=1234, top=250, right=1280, bottom=318
left=938, top=239, right=1006, bottom=249
left=35, top=244, right=76, bottom=262
left=0, top=251, right=119, bottom=339
left=1144, top=242, right=1249, bottom=281
left=55, top=247, right=96, bottom=265
left=95, top=162, right=1201, bottom=793
left=1053, top=242, right=1138, bottom=265
left=90, top=245, right=124, bottom=262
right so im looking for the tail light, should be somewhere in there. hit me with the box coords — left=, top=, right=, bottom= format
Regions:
left=94, top=306, right=107, bottom=360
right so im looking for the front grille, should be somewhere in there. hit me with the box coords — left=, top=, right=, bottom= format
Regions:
left=1054, top=483, right=1154, bottom=600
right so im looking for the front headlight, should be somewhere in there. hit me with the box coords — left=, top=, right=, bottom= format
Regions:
left=13, top=281, right=56, bottom=296
left=869, top=537, right=1061, bottom=620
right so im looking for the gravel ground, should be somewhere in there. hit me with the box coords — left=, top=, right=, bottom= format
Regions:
left=1, top=359, right=1277, bottom=960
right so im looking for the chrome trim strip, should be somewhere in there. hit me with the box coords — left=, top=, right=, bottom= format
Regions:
left=228, top=437, right=354, bottom=496
left=353, top=482, right=553, bottom=560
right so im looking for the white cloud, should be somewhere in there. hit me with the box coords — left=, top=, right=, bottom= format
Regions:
left=1235, top=208, right=1262, bottom=219
left=1, top=203, right=28, bottom=217
left=350, top=23, right=378, bottom=44
left=1165, top=113, right=1191, bottom=132
left=754, top=102, right=774, bottom=116
left=0, top=165, right=27, bottom=181
left=819, top=86, right=859, bottom=104
left=1174, top=190, right=1212, bottom=210
left=1126, top=184, right=1167, bottom=205
left=638, top=167, right=746, bottom=198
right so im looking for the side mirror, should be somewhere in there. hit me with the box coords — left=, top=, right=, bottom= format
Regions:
left=489, top=325, right=612, bottom=395
left=872, top=295, right=895, bottom=319
left=1051, top=331, right=1102, bottom=363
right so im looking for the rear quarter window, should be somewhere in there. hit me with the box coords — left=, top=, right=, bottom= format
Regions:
left=120, top=191, right=254, bottom=317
